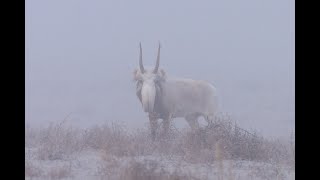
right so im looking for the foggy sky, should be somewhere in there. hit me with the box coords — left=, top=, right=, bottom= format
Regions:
left=26, top=0, right=295, bottom=138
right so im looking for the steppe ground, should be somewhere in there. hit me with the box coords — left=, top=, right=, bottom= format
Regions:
left=25, top=114, right=295, bottom=180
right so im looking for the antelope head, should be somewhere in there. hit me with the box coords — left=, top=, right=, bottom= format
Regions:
left=133, top=42, right=166, bottom=113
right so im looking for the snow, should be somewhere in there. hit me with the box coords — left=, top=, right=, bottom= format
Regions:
left=26, top=147, right=294, bottom=180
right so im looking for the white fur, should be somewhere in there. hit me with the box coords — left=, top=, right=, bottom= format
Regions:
left=134, top=44, right=218, bottom=140
left=134, top=68, right=219, bottom=136
left=141, top=81, right=156, bottom=112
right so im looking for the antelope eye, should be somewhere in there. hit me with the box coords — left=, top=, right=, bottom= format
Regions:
left=154, top=76, right=161, bottom=82
left=137, top=80, right=143, bottom=85
left=136, top=81, right=142, bottom=90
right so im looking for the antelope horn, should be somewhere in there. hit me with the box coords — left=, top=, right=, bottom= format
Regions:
left=139, top=42, right=145, bottom=73
left=153, top=42, right=161, bottom=73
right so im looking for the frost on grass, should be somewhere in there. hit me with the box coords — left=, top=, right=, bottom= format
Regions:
left=25, top=114, right=295, bottom=180
left=36, top=121, right=84, bottom=160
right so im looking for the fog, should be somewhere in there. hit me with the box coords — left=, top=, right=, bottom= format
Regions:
left=25, top=0, right=294, bottom=138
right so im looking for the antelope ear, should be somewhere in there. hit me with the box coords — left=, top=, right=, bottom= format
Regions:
left=136, top=82, right=142, bottom=103
left=133, top=68, right=140, bottom=81
left=159, top=69, right=167, bottom=80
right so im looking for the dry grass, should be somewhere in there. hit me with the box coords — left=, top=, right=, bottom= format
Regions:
left=119, top=160, right=202, bottom=180
left=25, top=113, right=295, bottom=179
left=83, top=122, right=148, bottom=156
left=25, top=159, right=43, bottom=178
left=25, top=158, right=72, bottom=180
left=27, top=114, right=294, bottom=164
left=25, top=124, right=41, bottom=148
left=46, top=164, right=73, bottom=180
left=36, top=121, right=84, bottom=160
left=98, top=157, right=203, bottom=180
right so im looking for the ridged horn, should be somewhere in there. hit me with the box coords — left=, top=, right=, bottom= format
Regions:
left=153, top=42, right=161, bottom=73
left=139, top=42, right=145, bottom=73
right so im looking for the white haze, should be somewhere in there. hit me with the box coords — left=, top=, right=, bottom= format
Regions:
left=25, top=0, right=294, bottom=138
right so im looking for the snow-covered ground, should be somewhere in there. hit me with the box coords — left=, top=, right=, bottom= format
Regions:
left=26, top=147, right=294, bottom=180
left=25, top=119, right=294, bottom=179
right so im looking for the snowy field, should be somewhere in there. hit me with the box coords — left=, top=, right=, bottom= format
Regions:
left=25, top=115, right=295, bottom=180
left=25, top=148, right=294, bottom=180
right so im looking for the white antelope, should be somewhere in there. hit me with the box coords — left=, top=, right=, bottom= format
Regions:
left=133, top=43, right=218, bottom=140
